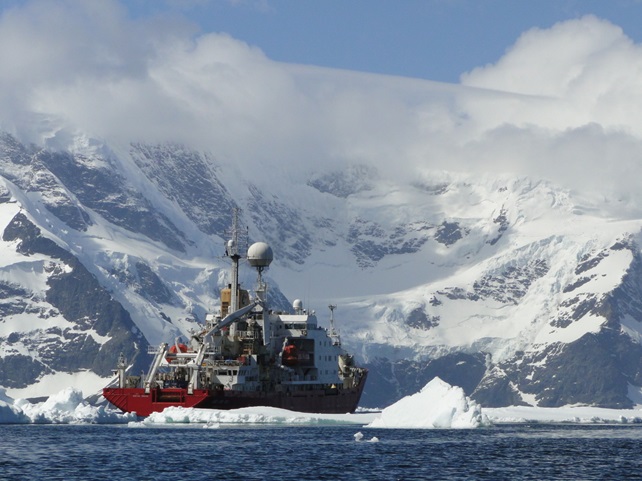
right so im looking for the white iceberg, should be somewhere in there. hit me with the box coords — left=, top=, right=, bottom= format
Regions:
left=0, top=388, right=29, bottom=424
left=354, top=431, right=379, bottom=442
left=0, top=387, right=136, bottom=424
left=367, top=377, right=485, bottom=429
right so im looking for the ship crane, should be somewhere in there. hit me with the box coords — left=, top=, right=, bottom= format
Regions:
left=144, top=342, right=168, bottom=393
left=203, top=300, right=262, bottom=339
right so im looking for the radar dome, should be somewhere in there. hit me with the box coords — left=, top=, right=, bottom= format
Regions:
left=247, top=242, right=273, bottom=268
left=293, top=299, right=303, bottom=310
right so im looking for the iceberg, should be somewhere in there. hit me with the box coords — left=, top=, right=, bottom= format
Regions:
left=0, top=387, right=136, bottom=424
left=367, top=377, right=485, bottom=429
left=0, top=388, right=29, bottom=424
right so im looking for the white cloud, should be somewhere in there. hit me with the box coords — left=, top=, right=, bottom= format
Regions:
left=460, top=15, right=642, bottom=134
left=0, top=1, right=151, bottom=86
left=455, top=15, right=642, bottom=206
left=1, top=3, right=642, bottom=209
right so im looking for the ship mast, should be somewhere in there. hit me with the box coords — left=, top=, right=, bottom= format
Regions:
left=226, top=208, right=245, bottom=312
left=327, top=304, right=335, bottom=329
left=328, top=304, right=341, bottom=345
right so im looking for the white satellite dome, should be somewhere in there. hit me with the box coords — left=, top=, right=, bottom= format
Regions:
left=247, top=242, right=273, bottom=268
left=293, top=299, right=303, bottom=311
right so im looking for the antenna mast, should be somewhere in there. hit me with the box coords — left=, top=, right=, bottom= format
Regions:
left=329, top=304, right=338, bottom=337
left=225, top=208, right=246, bottom=312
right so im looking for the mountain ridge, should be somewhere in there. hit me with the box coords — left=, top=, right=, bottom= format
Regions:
left=1, top=130, right=642, bottom=409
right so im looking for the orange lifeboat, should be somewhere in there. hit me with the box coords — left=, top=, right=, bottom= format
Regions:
left=166, top=343, right=188, bottom=363
left=282, top=344, right=298, bottom=366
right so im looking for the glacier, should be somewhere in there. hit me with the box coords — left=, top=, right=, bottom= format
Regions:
left=1, top=129, right=642, bottom=411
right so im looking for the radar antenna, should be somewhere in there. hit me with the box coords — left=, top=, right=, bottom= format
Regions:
left=247, top=242, right=273, bottom=303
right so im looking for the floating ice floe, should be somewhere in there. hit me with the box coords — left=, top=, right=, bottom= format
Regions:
left=367, top=377, right=486, bottom=429
left=143, top=405, right=376, bottom=426
left=0, top=387, right=136, bottom=424
left=354, top=431, right=379, bottom=442
left=483, top=405, right=642, bottom=424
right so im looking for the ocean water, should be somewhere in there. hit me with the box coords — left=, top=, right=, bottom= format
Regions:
left=3, top=423, right=642, bottom=480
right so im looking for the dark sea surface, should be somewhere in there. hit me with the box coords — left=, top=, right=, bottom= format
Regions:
left=3, top=423, right=642, bottom=480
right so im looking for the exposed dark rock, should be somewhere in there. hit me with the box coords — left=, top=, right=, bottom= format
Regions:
left=0, top=354, right=50, bottom=388
left=134, top=261, right=176, bottom=305
left=611, top=238, right=633, bottom=251
left=473, top=260, right=549, bottom=305
left=437, top=287, right=480, bottom=302
left=472, top=327, right=642, bottom=408
left=307, top=164, right=376, bottom=198
left=0, top=281, right=31, bottom=316
left=575, top=251, right=608, bottom=275
left=0, top=132, right=32, bottom=165
left=348, top=218, right=431, bottom=268
left=471, top=366, right=527, bottom=407
left=531, top=331, right=637, bottom=408
left=311, top=216, right=337, bottom=247
left=405, top=307, right=440, bottom=330
left=563, top=276, right=594, bottom=293
left=0, top=298, right=29, bottom=316
left=551, top=294, right=599, bottom=328
left=434, top=221, right=467, bottom=246
left=488, top=206, right=509, bottom=246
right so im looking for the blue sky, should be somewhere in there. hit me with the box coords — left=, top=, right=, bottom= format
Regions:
left=121, top=0, right=642, bottom=82
left=3, top=0, right=642, bottom=82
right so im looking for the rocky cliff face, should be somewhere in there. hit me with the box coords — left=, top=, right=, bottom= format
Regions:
left=0, top=211, right=148, bottom=390
left=366, top=254, right=642, bottom=408
left=2, top=131, right=642, bottom=409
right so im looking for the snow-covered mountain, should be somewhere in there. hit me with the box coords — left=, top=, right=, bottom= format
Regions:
left=2, top=5, right=642, bottom=409
left=2, top=129, right=642, bottom=409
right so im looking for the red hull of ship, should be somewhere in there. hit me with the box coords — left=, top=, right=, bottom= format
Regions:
left=104, top=373, right=367, bottom=417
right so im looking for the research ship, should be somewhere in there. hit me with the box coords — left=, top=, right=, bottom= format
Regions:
left=103, top=217, right=367, bottom=416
